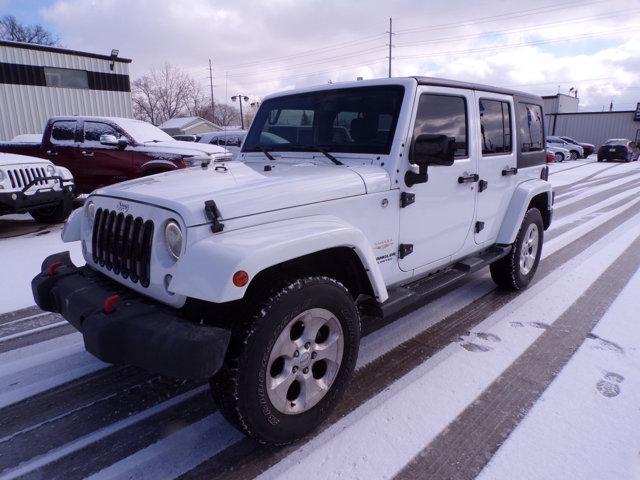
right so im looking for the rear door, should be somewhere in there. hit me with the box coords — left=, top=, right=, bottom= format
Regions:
left=47, top=120, right=80, bottom=179
left=474, top=93, right=517, bottom=244
left=80, top=121, right=132, bottom=191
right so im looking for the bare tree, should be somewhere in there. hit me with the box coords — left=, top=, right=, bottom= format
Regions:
left=0, top=15, right=59, bottom=45
left=197, top=103, right=241, bottom=128
left=132, top=63, right=206, bottom=125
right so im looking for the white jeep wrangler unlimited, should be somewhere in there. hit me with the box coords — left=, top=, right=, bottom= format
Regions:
left=32, top=77, right=552, bottom=445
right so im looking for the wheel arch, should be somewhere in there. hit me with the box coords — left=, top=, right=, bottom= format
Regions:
left=169, top=215, right=388, bottom=304
left=496, top=180, right=553, bottom=245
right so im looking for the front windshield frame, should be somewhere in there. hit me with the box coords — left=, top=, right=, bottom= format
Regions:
left=242, top=85, right=405, bottom=156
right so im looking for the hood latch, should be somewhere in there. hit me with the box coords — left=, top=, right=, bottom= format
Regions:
left=204, top=200, right=225, bottom=233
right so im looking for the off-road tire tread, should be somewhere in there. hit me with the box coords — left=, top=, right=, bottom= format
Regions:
left=210, top=276, right=358, bottom=446
left=490, top=208, right=544, bottom=291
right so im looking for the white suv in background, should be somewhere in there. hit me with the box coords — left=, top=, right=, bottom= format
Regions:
left=547, top=136, right=583, bottom=160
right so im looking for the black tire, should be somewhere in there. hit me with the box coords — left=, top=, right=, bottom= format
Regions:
left=29, top=196, right=73, bottom=224
left=210, top=276, right=360, bottom=446
left=569, top=150, right=579, bottom=160
left=490, top=208, right=544, bottom=291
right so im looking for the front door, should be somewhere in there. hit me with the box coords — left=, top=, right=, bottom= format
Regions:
left=79, top=121, right=132, bottom=191
left=474, top=93, right=518, bottom=244
left=398, top=87, right=478, bottom=272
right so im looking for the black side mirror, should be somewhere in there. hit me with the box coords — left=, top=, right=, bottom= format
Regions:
left=117, top=138, right=129, bottom=149
left=411, top=133, right=456, bottom=167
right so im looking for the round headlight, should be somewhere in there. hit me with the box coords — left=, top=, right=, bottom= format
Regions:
left=46, top=164, right=56, bottom=176
left=165, top=220, right=183, bottom=260
left=86, top=201, right=95, bottom=225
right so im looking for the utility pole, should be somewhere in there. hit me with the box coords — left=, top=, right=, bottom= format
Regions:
left=387, top=17, right=394, bottom=78
left=208, top=59, right=215, bottom=122
left=231, top=94, right=250, bottom=129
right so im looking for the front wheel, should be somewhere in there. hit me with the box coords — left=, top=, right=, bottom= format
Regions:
left=555, top=153, right=564, bottom=163
left=29, top=196, right=73, bottom=224
left=490, top=208, right=544, bottom=291
left=570, top=151, right=579, bottom=160
left=210, top=276, right=360, bottom=445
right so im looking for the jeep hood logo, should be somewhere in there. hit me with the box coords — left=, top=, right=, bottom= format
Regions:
left=116, top=201, right=130, bottom=213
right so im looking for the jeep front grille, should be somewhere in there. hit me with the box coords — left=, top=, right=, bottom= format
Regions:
left=7, top=167, right=50, bottom=189
left=92, top=208, right=154, bottom=287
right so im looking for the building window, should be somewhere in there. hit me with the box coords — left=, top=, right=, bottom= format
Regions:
left=413, top=94, right=468, bottom=158
left=479, top=99, right=512, bottom=155
left=44, top=67, right=89, bottom=89
left=517, top=103, right=544, bottom=152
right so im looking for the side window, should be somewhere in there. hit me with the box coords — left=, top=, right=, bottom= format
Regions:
left=479, top=99, right=512, bottom=155
left=50, top=121, right=77, bottom=145
left=83, top=122, right=122, bottom=145
left=517, top=103, right=544, bottom=152
left=413, top=94, right=468, bottom=158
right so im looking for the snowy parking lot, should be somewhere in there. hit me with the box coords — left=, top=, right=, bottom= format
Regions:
left=1, top=158, right=640, bottom=479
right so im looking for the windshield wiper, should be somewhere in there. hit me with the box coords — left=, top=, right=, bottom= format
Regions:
left=286, top=146, right=343, bottom=165
left=256, top=146, right=275, bottom=161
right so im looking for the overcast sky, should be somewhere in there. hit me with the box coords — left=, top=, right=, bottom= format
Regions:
left=3, top=0, right=639, bottom=111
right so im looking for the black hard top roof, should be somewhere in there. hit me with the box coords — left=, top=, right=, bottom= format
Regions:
left=413, top=76, right=541, bottom=102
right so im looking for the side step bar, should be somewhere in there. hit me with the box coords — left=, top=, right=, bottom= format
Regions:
left=381, top=245, right=511, bottom=319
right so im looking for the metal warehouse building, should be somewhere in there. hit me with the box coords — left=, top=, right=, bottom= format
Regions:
left=0, top=40, right=132, bottom=141
left=544, top=93, right=640, bottom=147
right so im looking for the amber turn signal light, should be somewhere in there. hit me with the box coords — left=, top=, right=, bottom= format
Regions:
left=233, top=270, right=249, bottom=287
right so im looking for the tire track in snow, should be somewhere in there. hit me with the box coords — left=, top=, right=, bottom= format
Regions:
left=395, top=224, right=640, bottom=480
left=553, top=161, right=626, bottom=194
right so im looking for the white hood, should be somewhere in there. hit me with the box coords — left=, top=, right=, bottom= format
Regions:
left=92, top=160, right=388, bottom=227
left=0, top=153, right=52, bottom=167
left=130, top=140, right=229, bottom=158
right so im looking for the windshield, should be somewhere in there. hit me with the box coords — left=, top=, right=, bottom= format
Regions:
left=115, top=119, right=174, bottom=143
left=243, top=85, right=405, bottom=155
left=604, top=139, right=628, bottom=145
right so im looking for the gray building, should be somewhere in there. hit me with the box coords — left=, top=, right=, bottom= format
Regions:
left=0, top=40, right=132, bottom=141
left=543, top=93, right=640, bottom=147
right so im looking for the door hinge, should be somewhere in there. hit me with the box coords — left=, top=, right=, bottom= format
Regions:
left=204, top=200, right=225, bottom=233
left=398, top=243, right=414, bottom=259
left=475, top=221, right=485, bottom=233
left=400, top=192, right=415, bottom=208
left=478, top=179, right=488, bottom=192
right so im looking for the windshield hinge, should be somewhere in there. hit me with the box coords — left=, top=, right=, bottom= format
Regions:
left=204, top=200, right=224, bottom=233
left=400, top=192, right=415, bottom=208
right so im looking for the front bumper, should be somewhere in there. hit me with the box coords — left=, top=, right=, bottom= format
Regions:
left=32, top=252, right=231, bottom=380
left=0, top=176, right=74, bottom=214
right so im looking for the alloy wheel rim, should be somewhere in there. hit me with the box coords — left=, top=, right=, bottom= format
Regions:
left=266, top=308, right=344, bottom=415
left=519, top=223, right=539, bottom=276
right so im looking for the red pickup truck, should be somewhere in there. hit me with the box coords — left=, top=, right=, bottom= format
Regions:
left=0, top=116, right=231, bottom=193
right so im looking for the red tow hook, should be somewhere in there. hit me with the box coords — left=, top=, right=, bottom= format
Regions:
left=47, top=261, right=63, bottom=276
left=103, top=295, right=121, bottom=314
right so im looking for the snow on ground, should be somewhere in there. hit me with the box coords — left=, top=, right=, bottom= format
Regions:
left=0, top=214, right=83, bottom=314
left=477, top=264, right=640, bottom=480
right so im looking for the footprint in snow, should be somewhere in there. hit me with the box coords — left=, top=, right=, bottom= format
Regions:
left=586, top=333, right=624, bottom=354
left=459, top=332, right=501, bottom=352
left=596, top=371, right=624, bottom=398
left=527, top=322, right=550, bottom=330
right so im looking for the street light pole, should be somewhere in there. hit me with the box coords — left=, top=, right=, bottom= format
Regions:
left=231, top=94, right=250, bottom=129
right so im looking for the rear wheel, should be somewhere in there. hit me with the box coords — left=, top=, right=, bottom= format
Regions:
left=29, top=196, right=73, bottom=224
left=210, top=276, right=360, bottom=446
left=555, top=153, right=564, bottom=163
left=490, top=208, right=544, bottom=291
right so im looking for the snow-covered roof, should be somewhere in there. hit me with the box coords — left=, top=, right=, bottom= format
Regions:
left=159, top=117, right=202, bottom=129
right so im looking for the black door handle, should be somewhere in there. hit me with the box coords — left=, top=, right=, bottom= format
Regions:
left=502, top=167, right=518, bottom=176
left=458, top=173, right=479, bottom=184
